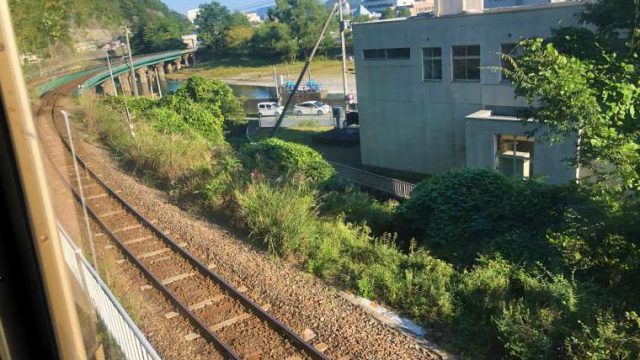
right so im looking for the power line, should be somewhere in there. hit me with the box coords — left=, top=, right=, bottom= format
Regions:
left=231, top=0, right=275, bottom=12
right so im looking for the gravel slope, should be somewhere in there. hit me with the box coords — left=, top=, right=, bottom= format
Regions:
left=68, top=119, right=438, bottom=359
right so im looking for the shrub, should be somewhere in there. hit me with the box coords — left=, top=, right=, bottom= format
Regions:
left=396, top=168, right=567, bottom=267
left=174, top=76, right=245, bottom=125
left=319, top=187, right=398, bottom=234
left=242, top=138, right=335, bottom=185
left=564, top=312, right=640, bottom=360
left=234, top=182, right=318, bottom=256
left=453, top=257, right=577, bottom=359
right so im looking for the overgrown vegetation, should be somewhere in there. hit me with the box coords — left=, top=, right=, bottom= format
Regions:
left=9, top=0, right=191, bottom=57
left=85, top=74, right=640, bottom=359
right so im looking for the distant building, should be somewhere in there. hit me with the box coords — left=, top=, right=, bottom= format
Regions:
left=181, top=34, right=199, bottom=49
left=187, top=8, right=201, bottom=23
left=412, top=0, right=434, bottom=15
left=73, top=42, right=98, bottom=53
left=353, top=1, right=584, bottom=184
left=352, top=4, right=381, bottom=18
left=245, top=12, right=262, bottom=25
left=363, top=0, right=414, bottom=13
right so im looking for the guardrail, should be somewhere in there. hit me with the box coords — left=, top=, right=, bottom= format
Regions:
left=330, top=162, right=416, bottom=199
left=57, top=224, right=161, bottom=360
left=80, top=49, right=194, bottom=91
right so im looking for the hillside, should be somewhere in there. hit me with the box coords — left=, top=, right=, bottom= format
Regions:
left=9, top=0, right=192, bottom=57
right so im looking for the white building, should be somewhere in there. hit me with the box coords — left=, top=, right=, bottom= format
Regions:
left=187, top=8, right=201, bottom=23
left=363, top=0, right=414, bottom=13
left=181, top=34, right=199, bottom=49
left=412, top=0, right=435, bottom=15
left=245, top=12, right=262, bottom=25
left=353, top=1, right=584, bottom=184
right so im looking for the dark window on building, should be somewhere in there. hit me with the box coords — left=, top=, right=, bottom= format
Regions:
left=423, top=47, right=442, bottom=80
left=452, top=45, right=480, bottom=81
left=363, top=48, right=410, bottom=60
left=363, top=49, right=386, bottom=59
left=386, top=48, right=411, bottom=59
left=501, top=43, right=524, bottom=82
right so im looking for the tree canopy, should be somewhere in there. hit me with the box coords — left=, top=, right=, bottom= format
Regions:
left=507, top=0, right=640, bottom=190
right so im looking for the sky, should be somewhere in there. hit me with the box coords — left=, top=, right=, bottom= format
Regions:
left=161, top=0, right=274, bottom=15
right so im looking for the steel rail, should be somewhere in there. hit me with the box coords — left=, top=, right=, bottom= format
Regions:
left=38, top=83, right=242, bottom=359
left=39, top=74, right=329, bottom=360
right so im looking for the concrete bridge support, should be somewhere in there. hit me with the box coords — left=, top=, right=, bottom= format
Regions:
left=174, top=59, right=182, bottom=71
left=155, top=63, right=166, bottom=82
left=103, top=80, right=117, bottom=96
left=182, top=54, right=190, bottom=67
left=137, top=67, right=150, bottom=96
left=119, top=74, right=132, bottom=96
left=165, top=62, right=174, bottom=74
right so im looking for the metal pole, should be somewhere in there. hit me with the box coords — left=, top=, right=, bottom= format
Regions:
left=124, top=25, right=138, bottom=96
left=155, top=67, right=163, bottom=98
left=339, top=0, right=349, bottom=107
left=273, top=65, right=280, bottom=103
left=61, top=110, right=98, bottom=271
left=271, top=3, right=338, bottom=137
left=120, top=56, right=136, bottom=138
left=106, top=51, right=118, bottom=96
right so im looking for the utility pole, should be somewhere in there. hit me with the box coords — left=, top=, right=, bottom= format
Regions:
left=106, top=50, right=118, bottom=96
left=273, top=65, right=280, bottom=104
left=339, top=0, right=349, bottom=109
left=121, top=55, right=136, bottom=138
left=271, top=3, right=339, bottom=137
left=124, top=24, right=138, bottom=96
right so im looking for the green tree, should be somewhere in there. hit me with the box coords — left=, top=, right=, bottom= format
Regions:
left=398, top=7, right=411, bottom=17
left=380, top=7, right=396, bottom=19
left=506, top=0, right=640, bottom=190
left=132, top=16, right=188, bottom=53
left=224, top=25, right=254, bottom=57
left=270, top=0, right=336, bottom=57
left=195, top=1, right=231, bottom=56
left=249, top=22, right=298, bottom=61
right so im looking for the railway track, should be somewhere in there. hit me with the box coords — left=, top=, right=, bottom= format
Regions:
left=36, top=78, right=330, bottom=360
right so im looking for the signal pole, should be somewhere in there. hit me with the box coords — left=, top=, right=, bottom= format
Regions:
left=124, top=24, right=138, bottom=96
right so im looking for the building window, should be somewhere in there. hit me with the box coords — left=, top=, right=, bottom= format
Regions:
left=501, top=43, right=524, bottom=82
left=496, top=134, right=534, bottom=179
left=423, top=47, right=442, bottom=80
left=452, top=45, right=480, bottom=81
left=363, top=48, right=411, bottom=60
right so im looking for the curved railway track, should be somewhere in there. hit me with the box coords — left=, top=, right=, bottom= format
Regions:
left=36, top=77, right=330, bottom=360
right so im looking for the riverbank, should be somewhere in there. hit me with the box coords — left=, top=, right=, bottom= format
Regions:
left=167, top=58, right=357, bottom=96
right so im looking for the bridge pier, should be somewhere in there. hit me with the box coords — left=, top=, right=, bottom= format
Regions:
left=165, top=62, right=173, bottom=74
left=173, top=59, right=182, bottom=71
left=119, top=74, right=132, bottom=96
left=137, top=68, right=150, bottom=96
left=182, top=54, right=190, bottom=67
left=103, top=80, right=117, bottom=96
left=155, top=63, right=166, bottom=82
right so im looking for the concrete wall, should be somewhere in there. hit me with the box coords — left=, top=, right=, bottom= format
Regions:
left=465, top=117, right=577, bottom=184
left=353, top=2, right=582, bottom=182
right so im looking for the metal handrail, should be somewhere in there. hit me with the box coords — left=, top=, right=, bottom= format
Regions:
left=330, top=161, right=417, bottom=199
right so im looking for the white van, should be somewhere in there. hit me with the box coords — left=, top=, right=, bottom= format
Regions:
left=257, top=102, right=284, bottom=117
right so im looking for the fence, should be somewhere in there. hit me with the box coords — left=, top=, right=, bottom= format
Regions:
left=330, top=162, right=416, bottom=199
left=57, top=224, right=161, bottom=360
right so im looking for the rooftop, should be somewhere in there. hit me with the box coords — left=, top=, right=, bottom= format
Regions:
left=354, top=1, right=582, bottom=27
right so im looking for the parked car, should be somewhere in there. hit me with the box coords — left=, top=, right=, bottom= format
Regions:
left=257, top=102, right=283, bottom=117
left=294, top=101, right=331, bottom=116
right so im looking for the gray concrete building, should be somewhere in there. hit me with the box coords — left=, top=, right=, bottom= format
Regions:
left=353, top=1, right=583, bottom=184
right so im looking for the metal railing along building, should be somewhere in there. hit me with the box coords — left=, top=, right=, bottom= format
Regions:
left=329, top=162, right=416, bottom=199
left=57, top=224, right=161, bottom=360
